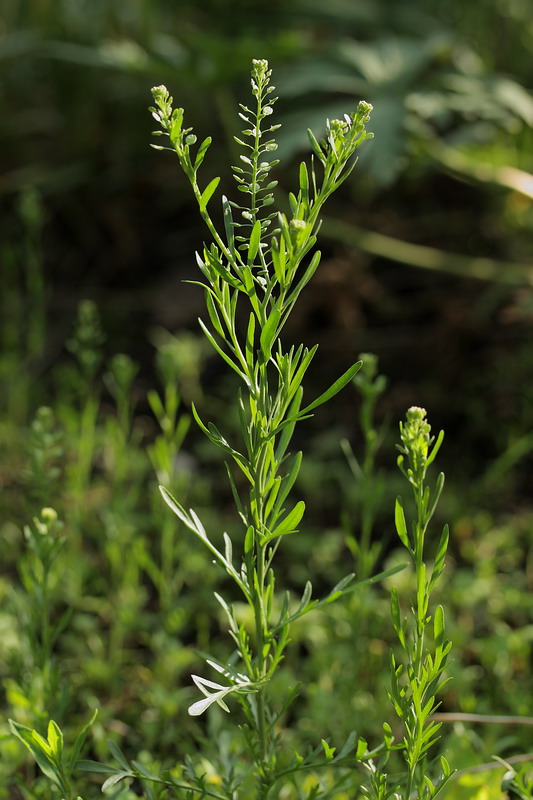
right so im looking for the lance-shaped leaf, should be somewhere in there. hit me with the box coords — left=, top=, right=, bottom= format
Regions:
left=198, top=318, right=247, bottom=382
left=67, top=709, right=98, bottom=775
left=9, top=720, right=61, bottom=787
left=428, top=524, right=449, bottom=593
left=194, top=136, right=212, bottom=170
left=248, top=220, right=261, bottom=265
left=298, top=361, right=363, bottom=418
left=271, top=234, right=287, bottom=284
left=264, top=499, right=305, bottom=543
left=222, top=195, right=236, bottom=251
left=395, top=496, right=411, bottom=552
left=199, top=176, right=220, bottom=212
left=307, top=128, right=326, bottom=164
left=260, top=307, right=281, bottom=363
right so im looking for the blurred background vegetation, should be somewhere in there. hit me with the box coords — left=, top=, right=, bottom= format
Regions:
left=1, top=1, right=533, bottom=797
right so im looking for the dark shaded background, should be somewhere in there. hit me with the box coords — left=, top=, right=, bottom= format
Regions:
left=2, top=0, right=533, bottom=509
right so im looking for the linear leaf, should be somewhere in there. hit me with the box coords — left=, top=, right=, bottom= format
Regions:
left=307, top=128, right=326, bottom=163
left=102, top=771, right=134, bottom=791
left=299, top=361, right=362, bottom=416
left=271, top=236, right=286, bottom=284
left=198, top=318, right=246, bottom=380
left=434, top=604, right=445, bottom=650
left=68, top=709, right=98, bottom=774
left=205, top=289, right=225, bottom=337
left=245, top=312, right=255, bottom=367
left=222, top=195, right=236, bottom=251
left=429, top=524, right=449, bottom=592
left=260, top=308, right=281, bottom=363
left=47, top=721, right=63, bottom=759
left=199, top=176, right=220, bottom=212
left=194, top=136, right=212, bottom=170
left=299, top=161, right=309, bottom=199
left=248, top=220, right=261, bottom=264
left=265, top=500, right=305, bottom=542
left=107, top=739, right=130, bottom=772
left=395, top=496, right=411, bottom=551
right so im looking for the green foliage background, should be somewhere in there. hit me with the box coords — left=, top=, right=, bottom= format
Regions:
left=1, top=1, right=532, bottom=797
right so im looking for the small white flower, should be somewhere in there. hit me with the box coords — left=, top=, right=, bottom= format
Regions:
left=188, top=662, right=255, bottom=716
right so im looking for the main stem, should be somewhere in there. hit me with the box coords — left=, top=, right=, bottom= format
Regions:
left=250, top=390, right=272, bottom=794
left=405, top=480, right=427, bottom=799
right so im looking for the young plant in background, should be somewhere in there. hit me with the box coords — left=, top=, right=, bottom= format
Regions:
left=141, top=58, right=385, bottom=797
left=10, top=712, right=96, bottom=800
left=23, top=405, right=64, bottom=514
left=64, top=299, right=105, bottom=497
left=342, top=352, right=388, bottom=578
left=362, top=407, right=454, bottom=799
left=146, top=333, right=193, bottom=615
left=13, top=508, right=67, bottom=726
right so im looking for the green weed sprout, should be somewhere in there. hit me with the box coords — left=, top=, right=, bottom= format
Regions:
left=10, top=711, right=97, bottom=800
left=146, top=59, right=386, bottom=797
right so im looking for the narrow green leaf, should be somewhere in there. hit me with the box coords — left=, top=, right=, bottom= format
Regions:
left=131, top=760, right=161, bottom=781
left=295, top=581, right=313, bottom=616
left=323, top=572, right=355, bottom=604
left=271, top=236, right=286, bottom=284
left=274, top=387, right=303, bottom=459
left=222, top=195, right=236, bottom=251
left=194, top=136, right=212, bottom=170
left=244, top=525, right=254, bottom=554
left=47, top=721, right=63, bottom=759
left=335, top=731, right=358, bottom=761
left=287, top=345, right=318, bottom=404
left=77, top=760, right=117, bottom=773
left=9, top=721, right=58, bottom=785
left=272, top=451, right=302, bottom=520
left=68, top=709, right=98, bottom=775
left=205, top=289, right=225, bottom=338
left=198, top=317, right=246, bottom=380
left=225, top=463, right=248, bottom=519
left=416, top=561, right=427, bottom=622
left=102, top=771, right=134, bottom=791
left=288, top=193, right=299, bottom=216
left=429, top=524, right=449, bottom=592
left=426, top=429, right=444, bottom=467
left=321, top=739, right=336, bottom=760
left=107, top=739, right=130, bottom=772
left=390, top=587, right=404, bottom=646
left=245, top=312, right=256, bottom=367
left=356, top=737, right=368, bottom=759
left=200, top=248, right=242, bottom=289
left=199, top=176, right=220, bottom=212
left=394, top=496, right=411, bottom=551
left=299, top=361, right=362, bottom=416
left=248, top=220, right=261, bottom=264
left=260, top=308, right=281, bottom=363
left=344, top=561, right=408, bottom=592
left=434, top=604, right=445, bottom=650
left=307, top=128, right=326, bottom=164
left=299, top=161, right=309, bottom=198
left=264, top=475, right=281, bottom=523
left=30, top=729, right=53, bottom=758
left=160, top=486, right=196, bottom=534
left=169, top=109, right=184, bottom=145
left=265, top=500, right=305, bottom=542
left=427, top=471, right=445, bottom=523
